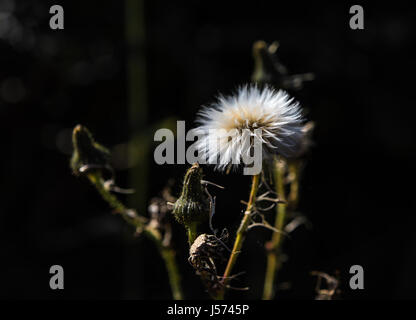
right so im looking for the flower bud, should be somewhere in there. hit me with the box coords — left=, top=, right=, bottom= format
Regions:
left=172, top=163, right=210, bottom=228
left=251, top=40, right=314, bottom=90
left=70, top=124, right=111, bottom=176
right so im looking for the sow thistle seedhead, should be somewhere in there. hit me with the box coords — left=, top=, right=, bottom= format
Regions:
left=71, top=124, right=111, bottom=176
left=172, top=163, right=210, bottom=228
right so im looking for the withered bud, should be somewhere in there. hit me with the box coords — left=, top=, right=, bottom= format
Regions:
left=291, top=121, right=315, bottom=159
left=172, top=163, right=210, bottom=227
left=251, top=40, right=314, bottom=90
left=70, top=124, right=111, bottom=176
left=189, top=233, right=226, bottom=265
left=188, top=233, right=229, bottom=296
left=252, top=40, right=285, bottom=85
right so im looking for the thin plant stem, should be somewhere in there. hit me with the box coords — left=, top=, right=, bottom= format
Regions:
left=262, top=157, right=287, bottom=300
left=287, top=160, right=300, bottom=210
left=216, top=173, right=260, bottom=299
left=158, top=245, right=183, bottom=300
left=87, top=172, right=184, bottom=300
left=125, top=0, right=148, bottom=213
left=187, top=222, right=198, bottom=245
left=87, top=172, right=147, bottom=228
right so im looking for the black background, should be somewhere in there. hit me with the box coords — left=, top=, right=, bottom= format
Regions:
left=0, top=0, right=415, bottom=299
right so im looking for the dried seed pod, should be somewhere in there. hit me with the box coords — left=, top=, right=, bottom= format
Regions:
left=189, top=231, right=229, bottom=273
left=189, top=234, right=220, bottom=269
left=71, top=125, right=111, bottom=176
left=172, top=163, right=210, bottom=228
left=188, top=233, right=228, bottom=295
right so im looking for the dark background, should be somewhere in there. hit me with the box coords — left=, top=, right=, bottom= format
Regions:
left=0, top=0, right=415, bottom=299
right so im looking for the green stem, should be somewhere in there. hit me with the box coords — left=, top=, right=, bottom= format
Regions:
left=87, top=172, right=183, bottom=300
left=159, top=247, right=183, bottom=300
left=187, top=223, right=198, bottom=245
left=216, top=174, right=260, bottom=299
left=125, top=0, right=148, bottom=213
left=87, top=172, right=147, bottom=228
left=262, top=157, right=287, bottom=300
left=287, top=160, right=300, bottom=210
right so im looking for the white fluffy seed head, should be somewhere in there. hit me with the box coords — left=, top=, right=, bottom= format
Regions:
left=194, top=85, right=305, bottom=172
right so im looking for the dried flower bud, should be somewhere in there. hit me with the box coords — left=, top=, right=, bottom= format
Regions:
left=290, top=121, right=315, bottom=159
left=172, top=163, right=209, bottom=227
left=189, top=232, right=228, bottom=269
left=70, top=124, right=111, bottom=176
left=188, top=232, right=229, bottom=296
left=252, top=40, right=314, bottom=90
left=252, top=40, right=282, bottom=85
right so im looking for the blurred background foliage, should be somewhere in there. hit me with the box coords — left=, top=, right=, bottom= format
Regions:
left=0, top=0, right=415, bottom=299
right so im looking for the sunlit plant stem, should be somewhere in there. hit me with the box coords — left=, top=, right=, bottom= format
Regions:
left=187, top=222, right=199, bottom=245
left=216, top=173, right=260, bottom=299
left=87, top=171, right=183, bottom=300
left=263, top=156, right=288, bottom=300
